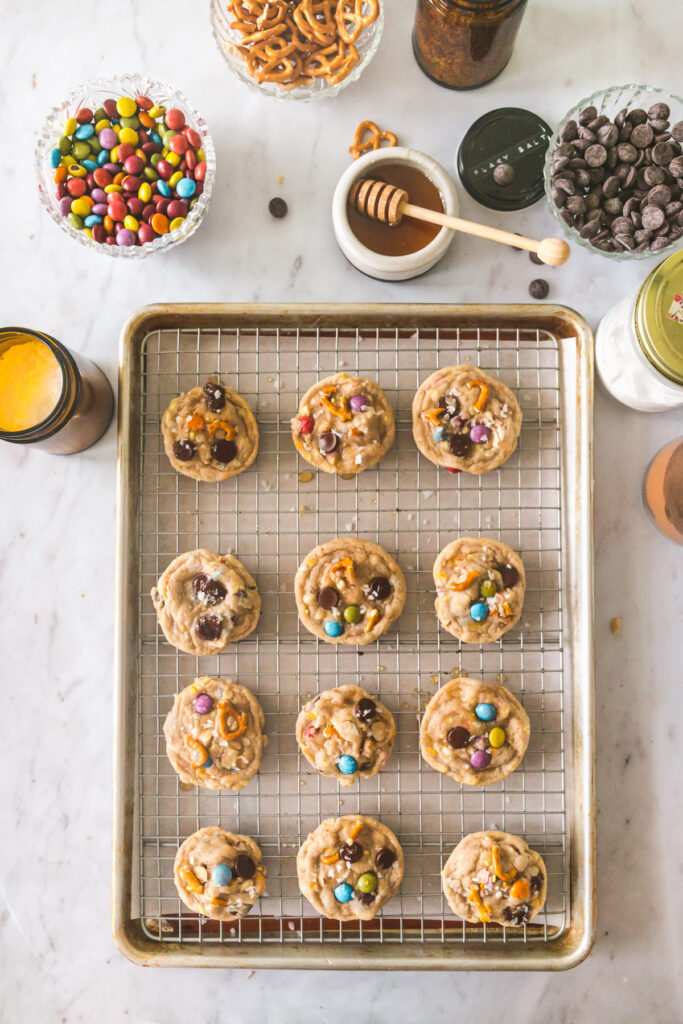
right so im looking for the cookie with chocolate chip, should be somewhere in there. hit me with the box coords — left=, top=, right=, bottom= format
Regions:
left=297, top=815, right=404, bottom=921
left=412, top=366, right=522, bottom=474
left=292, top=373, right=395, bottom=475
left=174, top=826, right=266, bottom=922
left=433, top=537, right=525, bottom=643
left=151, top=548, right=260, bottom=656
left=420, top=677, right=529, bottom=785
left=164, top=676, right=266, bottom=791
left=162, top=381, right=259, bottom=481
left=294, top=538, right=405, bottom=645
left=442, top=831, right=547, bottom=926
left=296, top=685, right=396, bottom=785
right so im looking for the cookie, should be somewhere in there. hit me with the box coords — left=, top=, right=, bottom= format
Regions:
left=412, top=365, right=522, bottom=473
left=294, top=538, right=406, bottom=645
left=419, top=677, right=529, bottom=785
left=164, top=676, right=266, bottom=791
left=433, top=537, right=525, bottom=643
left=162, top=381, right=258, bottom=482
left=296, top=685, right=396, bottom=786
left=292, top=373, right=395, bottom=474
left=441, top=831, right=547, bottom=926
left=297, top=815, right=404, bottom=921
left=174, top=826, right=266, bottom=922
left=151, top=548, right=260, bottom=656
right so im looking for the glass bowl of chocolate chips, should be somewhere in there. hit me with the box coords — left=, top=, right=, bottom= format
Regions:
left=544, top=84, right=683, bottom=259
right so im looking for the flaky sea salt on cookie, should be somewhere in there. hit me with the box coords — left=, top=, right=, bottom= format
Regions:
left=164, top=676, right=266, bottom=791
left=297, top=815, right=404, bottom=922
left=174, top=826, right=266, bottom=922
left=433, top=537, right=525, bottom=643
left=419, top=677, right=529, bottom=785
left=442, top=831, right=547, bottom=926
left=292, top=373, right=395, bottom=474
left=296, top=685, right=396, bottom=785
left=162, top=380, right=258, bottom=482
left=151, top=548, right=260, bottom=656
left=294, top=537, right=405, bottom=645
left=412, top=365, right=522, bottom=474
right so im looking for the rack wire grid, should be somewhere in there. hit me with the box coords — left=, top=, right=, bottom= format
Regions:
left=135, top=321, right=568, bottom=949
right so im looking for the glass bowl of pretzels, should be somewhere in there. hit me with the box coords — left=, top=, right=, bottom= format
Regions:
left=210, top=0, right=384, bottom=100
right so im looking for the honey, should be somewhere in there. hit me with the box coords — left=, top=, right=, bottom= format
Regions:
left=0, top=333, right=63, bottom=432
left=347, top=161, right=444, bottom=257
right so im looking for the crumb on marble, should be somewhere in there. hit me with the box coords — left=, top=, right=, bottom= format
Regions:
left=610, top=617, right=621, bottom=635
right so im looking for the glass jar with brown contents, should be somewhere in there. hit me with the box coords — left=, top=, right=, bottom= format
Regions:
left=413, top=0, right=528, bottom=90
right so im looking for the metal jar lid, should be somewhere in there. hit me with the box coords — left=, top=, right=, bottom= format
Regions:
left=457, top=107, right=551, bottom=211
left=635, top=249, right=683, bottom=387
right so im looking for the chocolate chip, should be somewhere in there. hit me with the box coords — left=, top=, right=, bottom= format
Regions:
left=339, top=842, right=363, bottom=864
left=368, top=576, right=392, bottom=600
left=671, top=121, right=683, bottom=144
left=644, top=164, right=666, bottom=186
left=529, top=279, right=549, bottom=299
left=651, top=235, right=672, bottom=250
left=203, top=382, right=226, bottom=412
left=211, top=439, right=237, bottom=464
left=235, top=854, right=256, bottom=879
left=561, top=120, right=578, bottom=142
left=318, top=586, right=339, bottom=610
left=648, top=184, right=672, bottom=207
left=585, top=144, right=607, bottom=167
left=493, top=162, right=515, bottom=186
left=652, top=141, right=674, bottom=165
left=354, top=698, right=377, bottom=723
left=529, top=873, right=543, bottom=895
left=631, top=123, right=653, bottom=148
left=318, top=430, right=338, bottom=454
left=503, top=904, right=530, bottom=925
left=499, top=563, right=519, bottom=588
left=448, top=432, right=472, bottom=458
left=597, top=123, right=618, bottom=148
left=192, top=575, right=226, bottom=606
left=356, top=892, right=376, bottom=906
left=447, top=726, right=470, bottom=749
left=626, top=108, right=648, bottom=126
left=615, top=107, right=628, bottom=128
left=268, top=197, right=288, bottom=218
left=616, top=142, right=638, bottom=164
left=528, top=250, right=543, bottom=265
left=641, top=205, right=666, bottom=230
left=669, top=156, right=683, bottom=178
left=648, top=102, right=670, bottom=121
left=375, top=848, right=397, bottom=871
left=172, top=439, right=196, bottom=462
left=578, top=105, right=597, bottom=125
left=196, top=615, right=222, bottom=641
left=611, top=216, right=634, bottom=235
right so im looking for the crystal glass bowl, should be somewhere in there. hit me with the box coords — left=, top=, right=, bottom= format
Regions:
left=543, top=84, right=683, bottom=261
left=210, top=0, right=384, bottom=101
left=35, top=73, right=216, bottom=259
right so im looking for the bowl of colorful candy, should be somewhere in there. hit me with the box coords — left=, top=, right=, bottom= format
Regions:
left=210, top=0, right=384, bottom=102
left=35, top=73, right=216, bottom=257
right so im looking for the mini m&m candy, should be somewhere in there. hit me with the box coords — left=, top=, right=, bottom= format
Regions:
left=489, top=727, right=506, bottom=748
left=475, top=703, right=497, bottom=722
left=337, top=754, right=358, bottom=775
left=334, top=882, right=354, bottom=903
left=470, top=602, right=489, bottom=622
left=324, top=620, right=344, bottom=638
left=211, top=863, right=233, bottom=886
left=48, top=94, right=208, bottom=250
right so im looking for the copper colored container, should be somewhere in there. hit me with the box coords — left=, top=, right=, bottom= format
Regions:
left=644, top=438, right=683, bottom=545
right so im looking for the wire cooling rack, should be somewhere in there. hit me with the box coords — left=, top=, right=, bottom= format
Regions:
left=132, top=318, right=569, bottom=953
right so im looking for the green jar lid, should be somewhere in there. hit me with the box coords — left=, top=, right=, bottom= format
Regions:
left=635, top=250, right=683, bottom=386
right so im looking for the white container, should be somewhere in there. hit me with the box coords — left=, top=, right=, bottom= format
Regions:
left=332, top=147, right=459, bottom=282
left=595, top=250, right=683, bottom=412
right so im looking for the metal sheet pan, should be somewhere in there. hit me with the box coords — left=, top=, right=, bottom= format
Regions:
left=114, top=303, right=595, bottom=970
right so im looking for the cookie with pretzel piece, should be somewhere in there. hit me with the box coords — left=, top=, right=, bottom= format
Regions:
left=174, top=827, right=266, bottom=922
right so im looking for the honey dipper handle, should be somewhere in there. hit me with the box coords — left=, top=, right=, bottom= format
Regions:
left=402, top=203, right=570, bottom=266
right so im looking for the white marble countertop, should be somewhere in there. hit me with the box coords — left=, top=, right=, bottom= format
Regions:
left=1, top=1, right=681, bottom=1020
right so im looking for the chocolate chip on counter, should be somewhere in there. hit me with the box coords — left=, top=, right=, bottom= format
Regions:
left=529, top=279, right=549, bottom=299
left=354, top=698, right=377, bottom=723
left=375, top=848, right=397, bottom=871
left=211, top=439, right=237, bottom=464
left=268, top=197, right=288, bottom=218
left=172, top=439, right=196, bottom=461
left=196, top=615, right=222, bottom=641
left=493, top=162, right=515, bottom=186
left=318, top=430, right=338, bottom=454
left=235, top=854, right=256, bottom=880
left=529, top=250, right=543, bottom=265
left=203, top=382, right=226, bottom=412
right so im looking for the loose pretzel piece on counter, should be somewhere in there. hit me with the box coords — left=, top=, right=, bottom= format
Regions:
left=349, top=119, right=398, bottom=160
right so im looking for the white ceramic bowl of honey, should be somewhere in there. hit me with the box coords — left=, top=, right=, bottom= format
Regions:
left=332, top=147, right=459, bottom=281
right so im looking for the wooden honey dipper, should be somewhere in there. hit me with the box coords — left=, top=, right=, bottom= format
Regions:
left=350, top=178, right=571, bottom=266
